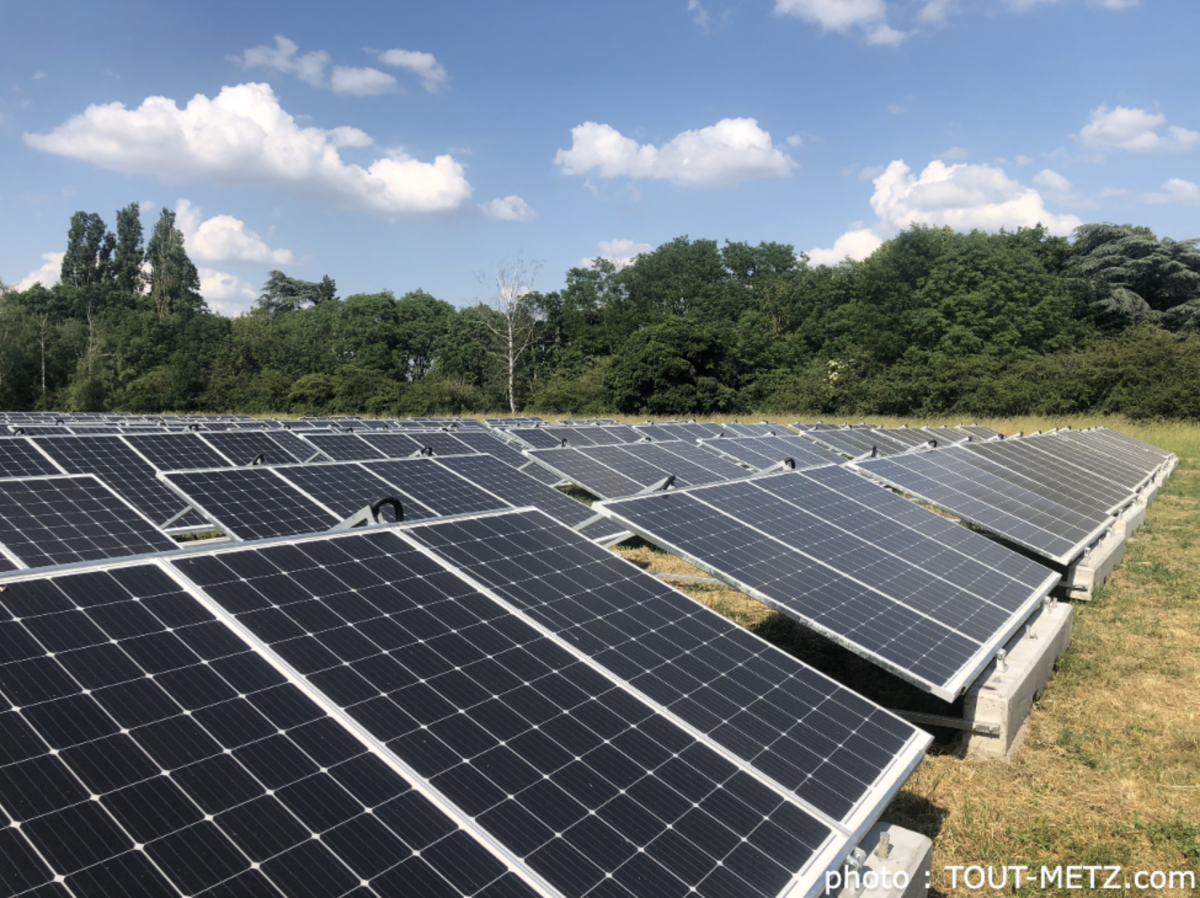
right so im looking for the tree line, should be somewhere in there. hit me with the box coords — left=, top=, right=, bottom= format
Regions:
left=3, top=206, right=1200, bottom=419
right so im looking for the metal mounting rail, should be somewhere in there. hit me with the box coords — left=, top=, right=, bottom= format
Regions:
left=890, top=709, right=1000, bottom=736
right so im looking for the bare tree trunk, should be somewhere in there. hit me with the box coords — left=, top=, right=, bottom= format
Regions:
left=38, top=313, right=48, bottom=399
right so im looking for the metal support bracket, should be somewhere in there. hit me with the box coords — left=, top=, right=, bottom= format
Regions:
left=330, top=496, right=404, bottom=531
left=161, top=503, right=200, bottom=530
left=890, top=709, right=1001, bottom=736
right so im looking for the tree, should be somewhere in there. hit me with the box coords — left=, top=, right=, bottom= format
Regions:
left=1069, top=223, right=1200, bottom=324
left=605, top=317, right=737, bottom=415
left=60, top=212, right=115, bottom=289
left=394, top=290, right=454, bottom=379
left=111, top=203, right=146, bottom=295
left=257, top=271, right=336, bottom=312
left=477, top=257, right=542, bottom=414
left=145, top=208, right=202, bottom=320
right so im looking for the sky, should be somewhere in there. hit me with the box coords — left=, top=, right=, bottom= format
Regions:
left=1, top=0, right=1197, bottom=315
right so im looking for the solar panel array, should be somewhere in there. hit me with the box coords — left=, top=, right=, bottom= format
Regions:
left=597, top=468, right=1061, bottom=700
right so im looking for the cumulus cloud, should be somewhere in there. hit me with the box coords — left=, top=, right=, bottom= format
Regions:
left=1032, top=168, right=1072, bottom=194
left=24, top=83, right=474, bottom=217
left=786, top=135, right=804, bottom=147
left=808, top=159, right=1082, bottom=265
left=554, top=118, right=795, bottom=188
left=235, top=36, right=329, bottom=87
left=176, top=199, right=293, bottom=264
left=14, top=252, right=64, bottom=291
left=773, top=0, right=908, bottom=44
left=1143, top=178, right=1200, bottom=206
left=579, top=238, right=654, bottom=270
left=377, top=49, right=448, bottom=93
left=937, top=146, right=969, bottom=160
left=330, top=66, right=397, bottom=96
left=1076, top=105, right=1200, bottom=153
left=806, top=229, right=883, bottom=266
left=198, top=268, right=259, bottom=315
left=478, top=195, right=535, bottom=221
left=688, top=0, right=712, bottom=29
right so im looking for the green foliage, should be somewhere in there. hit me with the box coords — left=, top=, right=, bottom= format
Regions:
left=8, top=205, right=1200, bottom=419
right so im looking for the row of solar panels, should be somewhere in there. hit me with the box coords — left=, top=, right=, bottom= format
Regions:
left=0, top=414, right=1172, bottom=898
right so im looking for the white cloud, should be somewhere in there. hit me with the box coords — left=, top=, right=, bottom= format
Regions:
left=579, top=238, right=653, bottom=270
left=176, top=199, right=293, bottom=264
left=235, top=36, right=329, bottom=87
left=807, top=228, right=883, bottom=265
left=688, top=0, right=712, bottom=29
left=14, top=252, right=63, bottom=291
left=887, top=103, right=905, bottom=115
left=1016, top=154, right=1032, bottom=164
left=786, top=134, right=804, bottom=147
left=919, top=0, right=956, bottom=21
left=31, top=72, right=45, bottom=81
left=554, top=118, right=795, bottom=187
left=377, top=49, right=448, bottom=93
left=808, top=159, right=1082, bottom=267
left=1032, top=168, right=1072, bottom=193
left=198, top=268, right=258, bottom=315
left=937, top=146, right=969, bottom=160
left=859, top=164, right=886, bottom=180
left=24, top=83, right=474, bottom=217
left=330, top=66, right=397, bottom=96
left=774, top=0, right=908, bottom=44
left=478, top=195, right=535, bottom=222
left=1076, top=105, right=1200, bottom=153
left=1143, top=178, right=1200, bottom=206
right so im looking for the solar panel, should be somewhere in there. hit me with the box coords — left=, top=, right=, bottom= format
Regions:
left=868, top=428, right=929, bottom=448
left=122, top=432, right=233, bottom=471
left=960, top=440, right=1133, bottom=515
left=958, top=424, right=1003, bottom=440
left=922, top=427, right=971, bottom=444
left=431, top=453, right=598, bottom=530
left=1049, top=431, right=1162, bottom=480
left=358, top=431, right=426, bottom=458
left=405, top=431, right=479, bottom=457
left=363, top=459, right=509, bottom=516
left=627, top=441, right=751, bottom=485
left=0, top=561, right=535, bottom=898
left=266, top=429, right=326, bottom=462
left=0, top=474, right=178, bottom=568
left=791, top=422, right=842, bottom=431
left=577, top=444, right=682, bottom=487
left=525, top=448, right=646, bottom=499
left=453, top=430, right=542, bottom=468
left=722, top=423, right=785, bottom=437
left=799, top=430, right=891, bottom=458
left=597, top=469, right=1059, bottom=699
left=176, top=514, right=928, bottom=898
left=854, top=448, right=1113, bottom=565
left=0, top=437, right=63, bottom=477
left=699, top=436, right=843, bottom=471
left=635, top=423, right=725, bottom=442
left=161, top=467, right=339, bottom=540
left=275, top=462, right=439, bottom=521
left=504, top=427, right=565, bottom=450
left=200, top=430, right=306, bottom=465
left=300, top=432, right=386, bottom=460
left=34, top=435, right=204, bottom=529
left=1086, top=427, right=1172, bottom=461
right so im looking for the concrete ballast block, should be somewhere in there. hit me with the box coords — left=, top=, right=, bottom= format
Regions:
left=1059, top=530, right=1125, bottom=600
left=962, top=601, right=1073, bottom=760
left=829, top=823, right=933, bottom=898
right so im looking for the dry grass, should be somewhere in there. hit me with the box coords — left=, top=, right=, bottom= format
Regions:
left=617, top=416, right=1200, bottom=895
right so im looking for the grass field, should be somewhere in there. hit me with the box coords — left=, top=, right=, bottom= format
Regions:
left=612, top=416, right=1200, bottom=896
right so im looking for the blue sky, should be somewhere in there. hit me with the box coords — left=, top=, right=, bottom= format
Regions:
left=2, top=0, right=1197, bottom=314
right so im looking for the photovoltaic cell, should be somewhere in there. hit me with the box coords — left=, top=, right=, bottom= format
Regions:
left=431, top=453, right=596, bottom=528
left=504, top=428, right=564, bottom=450
left=597, top=470, right=1058, bottom=699
left=0, top=562, right=534, bottom=898
left=266, top=430, right=327, bottom=462
left=636, top=441, right=753, bottom=483
left=0, top=475, right=178, bottom=568
left=1035, top=433, right=1157, bottom=485
left=960, top=440, right=1132, bottom=515
left=0, top=438, right=63, bottom=477
left=161, top=468, right=338, bottom=540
